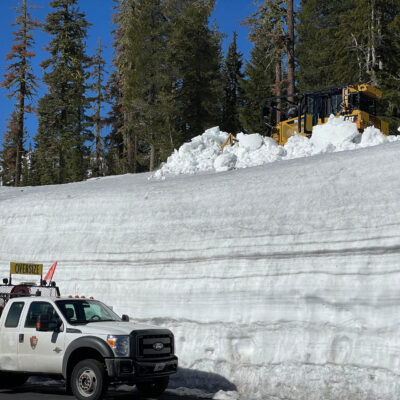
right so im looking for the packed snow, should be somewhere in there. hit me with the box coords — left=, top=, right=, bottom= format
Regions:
left=1, top=121, right=400, bottom=399
left=154, top=115, right=399, bottom=179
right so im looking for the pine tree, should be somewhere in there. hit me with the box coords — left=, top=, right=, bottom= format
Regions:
left=240, top=43, right=275, bottom=134
left=91, top=38, right=106, bottom=177
left=122, top=0, right=183, bottom=171
left=286, top=0, right=295, bottom=101
left=35, top=0, right=92, bottom=185
left=373, top=0, right=400, bottom=132
left=104, top=70, right=125, bottom=176
left=111, top=0, right=137, bottom=173
left=221, top=32, right=244, bottom=134
left=297, top=0, right=400, bottom=132
left=297, top=0, right=339, bottom=90
left=0, top=112, right=19, bottom=186
left=244, top=0, right=288, bottom=125
left=169, top=0, right=224, bottom=140
left=0, top=0, right=40, bottom=186
left=241, top=0, right=288, bottom=133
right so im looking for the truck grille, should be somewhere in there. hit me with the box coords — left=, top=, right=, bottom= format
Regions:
left=136, top=333, right=174, bottom=359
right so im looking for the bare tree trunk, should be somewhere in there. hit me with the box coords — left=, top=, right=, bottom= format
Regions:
left=370, top=0, right=377, bottom=86
left=127, top=128, right=136, bottom=173
left=125, top=109, right=136, bottom=173
left=286, top=0, right=295, bottom=103
left=16, top=86, right=25, bottom=186
left=133, top=134, right=137, bottom=173
left=275, top=57, right=281, bottom=123
left=95, top=39, right=103, bottom=177
left=95, top=86, right=101, bottom=176
left=149, top=144, right=155, bottom=172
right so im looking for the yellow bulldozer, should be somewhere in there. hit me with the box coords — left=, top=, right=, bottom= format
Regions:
left=261, top=84, right=389, bottom=146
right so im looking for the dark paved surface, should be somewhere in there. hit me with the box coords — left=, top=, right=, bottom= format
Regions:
left=0, top=384, right=204, bottom=400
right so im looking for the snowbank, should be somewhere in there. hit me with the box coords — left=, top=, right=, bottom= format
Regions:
left=154, top=116, right=399, bottom=179
left=2, top=135, right=400, bottom=399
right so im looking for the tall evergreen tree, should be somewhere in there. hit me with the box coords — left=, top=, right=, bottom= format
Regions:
left=111, top=0, right=137, bottom=173
left=104, top=70, right=125, bottom=175
left=297, top=0, right=400, bottom=132
left=91, top=38, right=106, bottom=177
left=297, top=0, right=340, bottom=90
left=241, top=0, right=287, bottom=133
left=0, top=0, right=40, bottom=186
left=240, top=43, right=275, bottom=134
left=0, top=112, right=19, bottom=186
left=244, top=1, right=288, bottom=125
left=221, top=32, right=244, bottom=134
left=169, top=0, right=223, bottom=140
left=124, top=0, right=178, bottom=171
left=286, top=0, right=295, bottom=102
left=35, top=0, right=92, bottom=185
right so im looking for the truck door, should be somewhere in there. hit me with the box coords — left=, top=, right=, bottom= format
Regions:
left=0, top=301, right=25, bottom=371
left=18, top=301, right=66, bottom=374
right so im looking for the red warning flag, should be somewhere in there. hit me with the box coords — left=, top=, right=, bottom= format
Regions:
left=44, top=262, right=58, bottom=281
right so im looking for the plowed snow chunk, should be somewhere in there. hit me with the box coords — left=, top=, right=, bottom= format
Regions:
left=360, top=126, right=387, bottom=147
left=153, top=118, right=400, bottom=179
left=284, top=133, right=313, bottom=159
left=214, top=153, right=237, bottom=172
left=310, top=115, right=360, bottom=152
left=237, top=133, right=263, bottom=150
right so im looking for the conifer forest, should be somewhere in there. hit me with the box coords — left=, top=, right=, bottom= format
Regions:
left=1, top=0, right=399, bottom=187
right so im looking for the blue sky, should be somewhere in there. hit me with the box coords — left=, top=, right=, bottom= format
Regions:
left=0, top=0, right=256, bottom=149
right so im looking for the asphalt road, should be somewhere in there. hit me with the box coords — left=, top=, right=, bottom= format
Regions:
left=0, top=384, right=205, bottom=400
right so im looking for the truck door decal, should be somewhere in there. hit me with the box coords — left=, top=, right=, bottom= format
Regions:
left=30, top=336, right=38, bottom=349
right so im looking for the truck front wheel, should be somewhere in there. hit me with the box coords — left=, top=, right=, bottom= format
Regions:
left=71, top=359, right=108, bottom=400
left=136, top=376, right=169, bottom=398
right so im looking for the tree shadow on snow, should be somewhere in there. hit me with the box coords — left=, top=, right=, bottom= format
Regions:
left=169, top=367, right=237, bottom=393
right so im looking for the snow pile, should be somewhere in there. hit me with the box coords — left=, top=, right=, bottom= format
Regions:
left=154, top=116, right=399, bottom=179
left=309, top=116, right=360, bottom=152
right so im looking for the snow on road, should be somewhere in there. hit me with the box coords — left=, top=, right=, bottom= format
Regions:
left=1, top=123, right=400, bottom=399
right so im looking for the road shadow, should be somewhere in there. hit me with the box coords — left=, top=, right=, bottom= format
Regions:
left=169, top=367, right=237, bottom=393
left=0, top=383, right=153, bottom=399
left=0, top=368, right=237, bottom=400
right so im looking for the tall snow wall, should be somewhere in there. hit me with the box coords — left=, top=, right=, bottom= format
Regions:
left=1, top=142, right=400, bottom=399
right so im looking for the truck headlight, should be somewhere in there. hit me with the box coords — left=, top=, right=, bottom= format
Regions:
left=107, top=335, right=130, bottom=357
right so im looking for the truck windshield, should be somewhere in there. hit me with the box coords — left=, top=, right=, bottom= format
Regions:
left=56, top=300, right=121, bottom=325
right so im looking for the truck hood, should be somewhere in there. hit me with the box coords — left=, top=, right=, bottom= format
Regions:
left=70, top=321, right=169, bottom=336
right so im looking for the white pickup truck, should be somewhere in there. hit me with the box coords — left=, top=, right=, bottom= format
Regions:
left=0, top=293, right=178, bottom=400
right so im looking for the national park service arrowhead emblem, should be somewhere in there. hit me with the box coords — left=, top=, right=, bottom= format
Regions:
left=30, top=336, right=38, bottom=350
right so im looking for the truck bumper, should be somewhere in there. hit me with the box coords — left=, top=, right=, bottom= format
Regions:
left=105, top=356, right=178, bottom=382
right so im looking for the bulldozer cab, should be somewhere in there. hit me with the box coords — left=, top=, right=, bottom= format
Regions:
left=262, top=84, right=388, bottom=145
left=305, top=89, right=342, bottom=129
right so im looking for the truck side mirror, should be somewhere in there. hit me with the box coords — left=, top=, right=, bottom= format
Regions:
left=122, top=314, right=129, bottom=322
left=36, top=314, right=51, bottom=332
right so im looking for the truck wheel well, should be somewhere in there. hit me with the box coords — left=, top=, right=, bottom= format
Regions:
left=66, top=347, right=104, bottom=385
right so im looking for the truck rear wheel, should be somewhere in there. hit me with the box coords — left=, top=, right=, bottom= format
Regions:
left=71, top=359, right=108, bottom=400
left=136, top=376, right=169, bottom=398
left=0, top=372, right=28, bottom=389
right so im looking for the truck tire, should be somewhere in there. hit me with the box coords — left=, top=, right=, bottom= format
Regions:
left=0, top=372, right=28, bottom=389
left=136, top=376, right=169, bottom=398
left=70, top=359, right=108, bottom=400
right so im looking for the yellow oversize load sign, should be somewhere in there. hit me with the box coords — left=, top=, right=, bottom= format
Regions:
left=10, top=262, right=43, bottom=276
